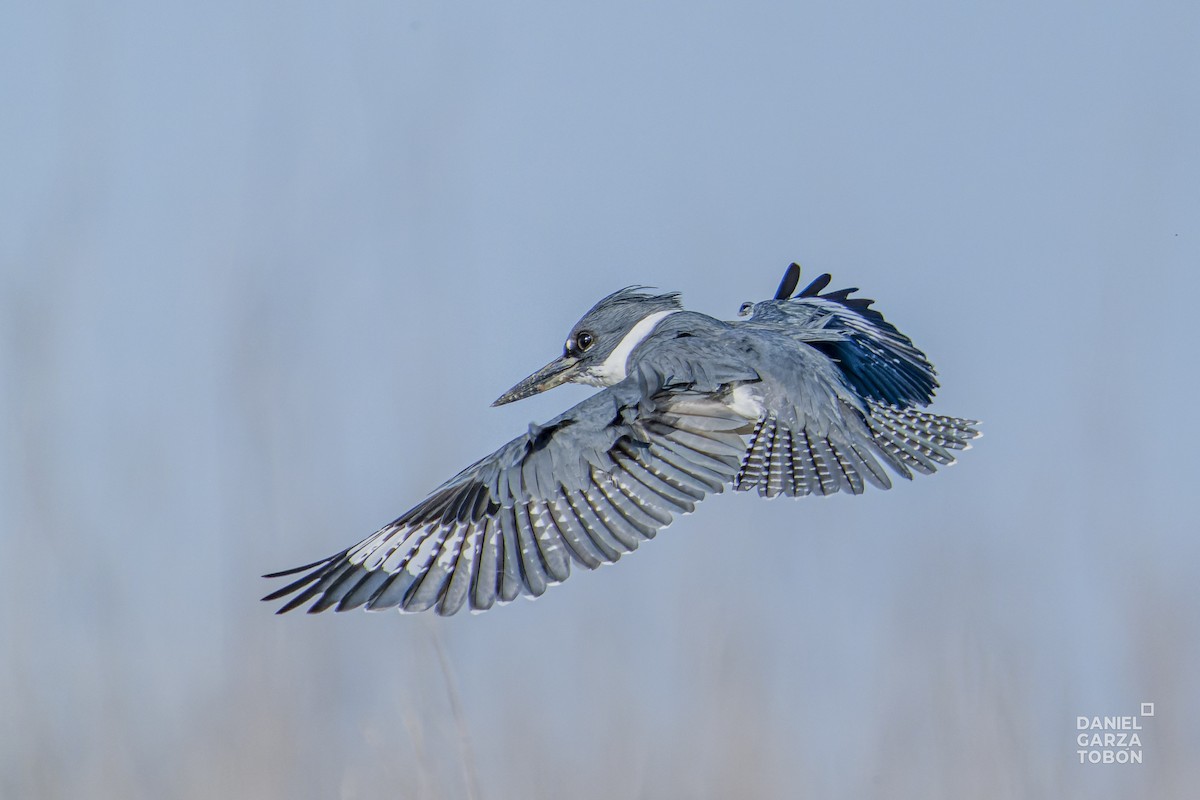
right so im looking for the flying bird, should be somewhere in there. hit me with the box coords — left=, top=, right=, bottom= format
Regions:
left=264, top=264, right=979, bottom=616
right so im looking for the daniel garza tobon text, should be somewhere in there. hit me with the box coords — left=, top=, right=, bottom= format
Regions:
left=1076, top=716, right=1145, bottom=764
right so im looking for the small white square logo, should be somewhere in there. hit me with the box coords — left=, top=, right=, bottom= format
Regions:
left=1141, top=703, right=1154, bottom=717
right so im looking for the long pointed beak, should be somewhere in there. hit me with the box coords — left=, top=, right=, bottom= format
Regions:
left=492, top=355, right=582, bottom=406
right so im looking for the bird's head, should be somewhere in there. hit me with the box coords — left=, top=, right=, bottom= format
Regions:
left=492, top=287, right=682, bottom=406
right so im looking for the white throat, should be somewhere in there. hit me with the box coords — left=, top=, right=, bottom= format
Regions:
left=584, top=310, right=678, bottom=387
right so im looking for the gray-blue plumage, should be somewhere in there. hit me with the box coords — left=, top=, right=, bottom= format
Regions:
left=264, top=264, right=979, bottom=616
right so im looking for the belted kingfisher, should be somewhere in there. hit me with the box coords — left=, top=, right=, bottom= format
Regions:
left=264, top=264, right=979, bottom=616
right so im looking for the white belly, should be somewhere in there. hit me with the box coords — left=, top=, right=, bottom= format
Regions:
left=727, top=384, right=765, bottom=419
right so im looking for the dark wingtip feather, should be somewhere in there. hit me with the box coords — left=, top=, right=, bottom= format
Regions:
left=261, top=571, right=322, bottom=604
left=275, top=588, right=320, bottom=614
left=262, top=557, right=330, bottom=580
left=262, top=550, right=351, bottom=612
left=774, top=262, right=802, bottom=300
left=797, top=273, right=833, bottom=298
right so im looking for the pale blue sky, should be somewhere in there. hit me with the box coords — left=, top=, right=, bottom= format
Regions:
left=3, top=2, right=1198, bottom=797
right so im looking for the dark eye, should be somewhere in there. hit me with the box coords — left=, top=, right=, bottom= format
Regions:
left=576, top=331, right=594, bottom=351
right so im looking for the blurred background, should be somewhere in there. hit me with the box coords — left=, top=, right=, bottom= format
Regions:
left=3, top=1, right=1198, bottom=798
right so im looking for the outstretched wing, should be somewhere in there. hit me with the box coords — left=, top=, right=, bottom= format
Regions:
left=262, top=384, right=748, bottom=616
left=752, top=265, right=940, bottom=407
left=732, top=267, right=980, bottom=497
